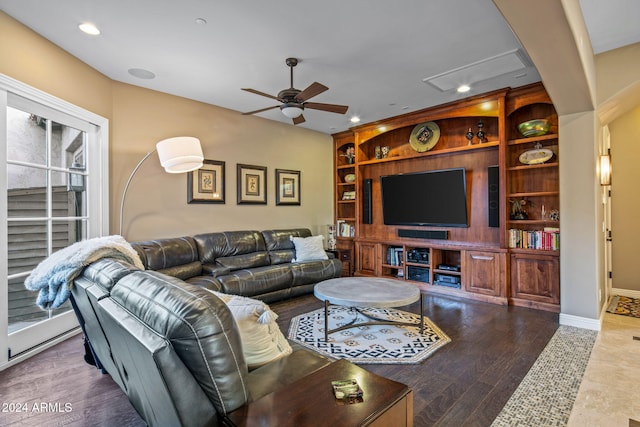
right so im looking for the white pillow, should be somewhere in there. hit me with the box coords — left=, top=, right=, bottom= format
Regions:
left=290, top=235, right=329, bottom=262
left=208, top=290, right=292, bottom=369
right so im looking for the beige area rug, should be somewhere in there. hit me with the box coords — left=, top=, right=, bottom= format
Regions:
left=287, top=305, right=450, bottom=364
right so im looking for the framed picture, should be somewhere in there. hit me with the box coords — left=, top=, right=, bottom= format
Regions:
left=276, top=169, right=301, bottom=206
left=187, top=159, right=225, bottom=204
left=237, top=163, right=267, bottom=204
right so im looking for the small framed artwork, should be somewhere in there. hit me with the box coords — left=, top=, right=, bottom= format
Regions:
left=237, top=163, right=267, bottom=204
left=187, top=159, right=225, bottom=204
left=276, top=169, right=301, bottom=206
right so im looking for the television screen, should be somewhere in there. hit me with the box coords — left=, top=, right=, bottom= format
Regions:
left=380, top=168, right=468, bottom=227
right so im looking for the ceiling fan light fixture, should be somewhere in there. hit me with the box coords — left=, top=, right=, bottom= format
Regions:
left=281, top=103, right=304, bottom=118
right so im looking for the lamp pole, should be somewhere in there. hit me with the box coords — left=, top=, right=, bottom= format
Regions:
left=118, top=149, right=156, bottom=236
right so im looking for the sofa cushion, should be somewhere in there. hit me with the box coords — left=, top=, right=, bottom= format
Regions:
left=206, top=291, right=292, bottom=369
left=216, top=252, right=270, bottom=270
left=216, top=265, right=294, bottom=299
left=157, top=260, right=203, bottom=281
left=262, top=228, right=310, bottom=265
left=193, top=230, right=266, bottom=265
left=185, top=275, right=223, bottom=292
left=291, top=259, right=343, bottom=286
left=262, top=228, right=311, bottom=251
left=131, top=237, right=200, bottom=274
left=110, top=271, right=250, bottom=415
left=80, top=258, right=140, bottom=293
left=290, top=235, right=328, bottom=262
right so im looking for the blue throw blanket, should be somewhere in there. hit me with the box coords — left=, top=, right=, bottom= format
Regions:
left=24, top=235, right=145, bottom=310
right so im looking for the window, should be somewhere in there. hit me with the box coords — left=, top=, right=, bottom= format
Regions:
left=0, top=74, right=109, bottom=368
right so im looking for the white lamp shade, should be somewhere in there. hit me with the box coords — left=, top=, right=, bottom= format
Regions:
left=281, top=105, right=303, bottom=118
left=156, top=136, right=204, bottom=173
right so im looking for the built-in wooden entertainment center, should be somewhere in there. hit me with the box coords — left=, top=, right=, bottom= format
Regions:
left=333, top=83, right=560, bottom=312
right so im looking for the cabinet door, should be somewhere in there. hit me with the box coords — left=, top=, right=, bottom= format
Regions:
left=356, top=242, right=378, bottom=276
left=510, top=254, right=559, bottom=304
left=464, top=251, right=505, bottom=296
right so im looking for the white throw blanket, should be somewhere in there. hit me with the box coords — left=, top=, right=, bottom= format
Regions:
left=24, top=235, right=145, bottom=310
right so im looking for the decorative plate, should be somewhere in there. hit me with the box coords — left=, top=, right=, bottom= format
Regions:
left=519, top=148, right=553, bottom=165
left=409, top=121, right=440, bottom=152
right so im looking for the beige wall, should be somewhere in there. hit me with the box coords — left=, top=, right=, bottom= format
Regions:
left=0, top=12, right=113, bottom=120
left=1, top=11, right=334, bottom=242
left=609, top=106, right=640, bottom=291
left=112, top=82, right=334, bottom=241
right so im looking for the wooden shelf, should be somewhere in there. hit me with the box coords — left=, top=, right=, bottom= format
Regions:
left=507, top=134, right=558, bottom=146
left=507, top=162, right=558, bottom=171
left=337, top=164, right=356, bottom=170
left=509, top=248, right=560, bottom=256
left=333, top=83, right=559, bottom=312
left=433, top=269, right=461, bottom=276
left=508, top=191, right=559, bottom=198
left=507, top=220, right=560, bottom=226
left=381, top=263, right=403, bottom=269
left=357, top=141, right=499, bottom=165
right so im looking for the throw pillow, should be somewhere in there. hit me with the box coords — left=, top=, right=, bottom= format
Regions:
left=207, top=290, right=292, bottom=369
left=290, top=235, right=328, bottom=263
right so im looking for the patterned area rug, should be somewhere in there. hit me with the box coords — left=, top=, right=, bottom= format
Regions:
left=606, top=295, right=640, bottom=318
left=287, top=306, right=450, bottom=364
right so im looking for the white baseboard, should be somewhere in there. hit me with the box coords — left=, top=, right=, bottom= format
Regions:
left=611, top=288, right=640, bottom=299
left=559, top=313, right=601, bottom=331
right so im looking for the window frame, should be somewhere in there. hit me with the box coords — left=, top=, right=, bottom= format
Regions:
left=0, top=74, right=109, bottom=369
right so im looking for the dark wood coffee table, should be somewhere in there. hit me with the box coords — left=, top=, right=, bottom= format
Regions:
left=224, top=359, right=413, bottom=427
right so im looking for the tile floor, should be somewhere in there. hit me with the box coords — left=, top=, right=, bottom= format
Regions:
left=568, top=313, right=640, bottom=426
left=491, top=325, right=598, bottom=426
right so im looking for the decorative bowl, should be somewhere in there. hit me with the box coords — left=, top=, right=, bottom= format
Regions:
left=517, top=119, right=550, bottom=137
left=344, top=174, right=356, bottom=183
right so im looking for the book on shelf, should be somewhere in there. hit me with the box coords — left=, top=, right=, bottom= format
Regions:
left=336, top=220, right=355, bottom=237
left=508, top=228, right=560, bottom=250
left=386, top=246, right=403, bottom=266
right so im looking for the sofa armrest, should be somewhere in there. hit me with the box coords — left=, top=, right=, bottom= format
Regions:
left=202, top=263, right=232, bottom=277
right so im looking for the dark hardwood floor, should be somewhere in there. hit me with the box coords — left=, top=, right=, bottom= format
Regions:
left=0, top=293, right=558, bottom=427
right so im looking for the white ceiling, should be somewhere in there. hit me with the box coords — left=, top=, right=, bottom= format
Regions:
left=1, top=0, right=638, bottom=134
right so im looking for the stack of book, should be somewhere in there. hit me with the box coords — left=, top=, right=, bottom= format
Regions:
left=336, top=221, right=355, bottom=237
left=386, top=246, right=403, bottom=266
left=508, top=227, right=559, bottom=250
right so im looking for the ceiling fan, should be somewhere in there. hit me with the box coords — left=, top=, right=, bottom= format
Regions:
left=242, top=58, right=349, bottom=125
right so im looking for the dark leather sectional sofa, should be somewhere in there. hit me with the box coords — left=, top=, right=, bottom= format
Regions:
left=130, top=228, right=342, bottom=303
left=70, top=228, right=342, bottom=426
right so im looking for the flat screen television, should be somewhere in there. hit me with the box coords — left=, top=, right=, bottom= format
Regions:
left=380, top=168, right=468, bottom=227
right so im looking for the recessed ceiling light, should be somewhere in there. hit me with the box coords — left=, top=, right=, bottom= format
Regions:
left=457, top=84, right=471, bottom=93
left=128, top=68, right=156, bottom=80
left=195, top=18, right=207, bottom=25
left=78, top=23, right=100, bottom=35
left=350, top=116, right=361, bottom=123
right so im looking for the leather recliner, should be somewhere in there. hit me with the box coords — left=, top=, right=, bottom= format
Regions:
left=71, top=258, right=331, bottom=427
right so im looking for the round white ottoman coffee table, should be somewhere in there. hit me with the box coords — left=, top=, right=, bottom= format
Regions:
left=314, top=277, right=424, bottom=341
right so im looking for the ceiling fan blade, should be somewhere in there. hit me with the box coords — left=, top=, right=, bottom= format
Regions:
left=242, top=88, right=281, bottom=101
left=304, top=102, right=349, bottom=114
left=242, top=105, right=280, bottom=115
left=295, top=82, right=328, bottom=102
left=292, top=114, right=306, bottom=125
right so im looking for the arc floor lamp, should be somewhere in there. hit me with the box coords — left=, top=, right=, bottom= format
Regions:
left=119, top=136, right=204, bottom=236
